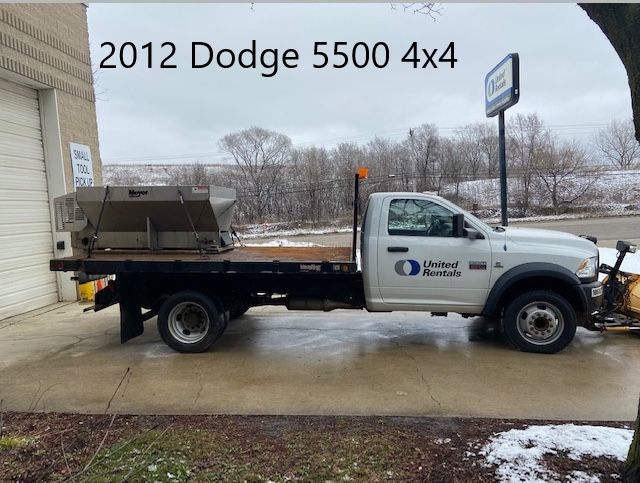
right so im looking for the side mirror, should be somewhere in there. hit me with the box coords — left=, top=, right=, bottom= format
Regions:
left=465, top=227, right=485, bottom=240
left=617, top=240, right=637, bottom=253
left=452, top=213, right=464, bottom=238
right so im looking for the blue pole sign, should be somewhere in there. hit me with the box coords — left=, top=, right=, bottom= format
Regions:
left=485, top=53, right=519, bottom=118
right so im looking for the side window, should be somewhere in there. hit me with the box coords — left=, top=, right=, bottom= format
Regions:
left=388, top=199, right=454, bottom=237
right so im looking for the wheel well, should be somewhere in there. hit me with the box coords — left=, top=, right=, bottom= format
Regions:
left=496, top=277, right=581, bottom=316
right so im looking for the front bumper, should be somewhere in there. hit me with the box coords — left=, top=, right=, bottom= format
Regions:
left=577, top=280, right=604, bottom=315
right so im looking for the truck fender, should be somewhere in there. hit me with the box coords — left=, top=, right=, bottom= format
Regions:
left=482, top=262, right=585, bottom=317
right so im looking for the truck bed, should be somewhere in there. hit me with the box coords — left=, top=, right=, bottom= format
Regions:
left=50, top=246, right=356, bottom=275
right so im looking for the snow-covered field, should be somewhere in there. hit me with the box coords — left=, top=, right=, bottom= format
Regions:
left=102, top=163, right=231, bottom=186
left=103, top=165, right=640, bottom=219
left=240, top=225, right=354, bottom=240
left=481, top=424, right=633, bottom=482
left=446, top=169, right=640, bottom=215
left=245, top=239, right=321, bottom=248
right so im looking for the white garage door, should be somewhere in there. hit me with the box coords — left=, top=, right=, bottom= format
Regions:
left=0, top=80, right=58, bottom=320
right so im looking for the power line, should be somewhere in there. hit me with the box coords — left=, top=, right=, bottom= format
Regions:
left=102, top=122, right=612, bottom=164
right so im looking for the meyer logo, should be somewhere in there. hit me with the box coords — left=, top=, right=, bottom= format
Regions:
left=394, top=259, right=421, bottom=276
left=128, top=189, right=149, bottom=198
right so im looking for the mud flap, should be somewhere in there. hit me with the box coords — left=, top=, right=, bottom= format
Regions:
left=117, top=273, right=144, bottom=343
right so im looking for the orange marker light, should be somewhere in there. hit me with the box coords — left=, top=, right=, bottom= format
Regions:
left=357, top=167, right=369, bottom=179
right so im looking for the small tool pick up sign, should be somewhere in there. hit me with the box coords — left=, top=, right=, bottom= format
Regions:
left=70, top=143, right=94, bottom=188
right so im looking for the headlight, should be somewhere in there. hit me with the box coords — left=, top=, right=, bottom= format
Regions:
left=576, top=256, right=598, bottom=279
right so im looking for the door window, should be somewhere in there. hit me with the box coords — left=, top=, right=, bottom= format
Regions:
left=388, top=199, right=454, bottom=237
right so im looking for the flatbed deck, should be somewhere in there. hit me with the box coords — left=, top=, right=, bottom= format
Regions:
left=50, top=246, right=357, bottom=275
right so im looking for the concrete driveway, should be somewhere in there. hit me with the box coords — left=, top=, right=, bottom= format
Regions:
left=1, top=302, right=639, bottom=420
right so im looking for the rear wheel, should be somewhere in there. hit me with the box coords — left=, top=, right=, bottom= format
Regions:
left=502, top=290, right=576, bottom=354
left=158, top=291, right=225, bottom=353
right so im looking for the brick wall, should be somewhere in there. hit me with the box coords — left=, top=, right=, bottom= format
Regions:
left=0, top=3, right=102, bottom=189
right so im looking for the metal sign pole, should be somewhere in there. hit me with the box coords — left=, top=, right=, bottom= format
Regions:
left=498, top=110, right=508, bottom=226
left=485, top=52, right=519, bottom=227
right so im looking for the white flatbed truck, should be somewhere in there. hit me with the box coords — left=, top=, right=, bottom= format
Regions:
left=50, top=185, right=603, bottom=354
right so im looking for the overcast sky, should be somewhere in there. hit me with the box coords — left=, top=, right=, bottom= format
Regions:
left=87, top=3, right=632, bottom=164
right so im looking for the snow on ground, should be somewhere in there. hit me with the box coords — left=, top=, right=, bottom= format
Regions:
left=244, top=239, right=322, bottom=248
left=483, top=211, right=640, bottom=225
left=448, top=169, right=640, bottom=212
left=481, top=424, right=633, bottom=483
left=237, top=212, right=640, bottom=240
left=240, top=226, right=354, bottom=240
left=599, top=247, right=640, bottom=275
left=102, top=163, right=230, bottom=185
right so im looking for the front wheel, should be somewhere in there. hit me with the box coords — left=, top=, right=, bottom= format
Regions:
left=157, top=291, right=226, bottom=353
left=502, top=290, right=577, bottom=354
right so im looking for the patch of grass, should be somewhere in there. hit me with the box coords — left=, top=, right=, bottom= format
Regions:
left=81, top=429, right=195, bottom=482
left=79, top=427, right=413, bottom=482
left=0, top=435, right=31, bottom=451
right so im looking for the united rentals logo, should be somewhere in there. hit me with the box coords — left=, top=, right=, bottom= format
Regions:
left=394, top=259, right=421, bottom=276
left=395, top=259, right=462, bottom=277
left=128, top=189, right=149, bottom=198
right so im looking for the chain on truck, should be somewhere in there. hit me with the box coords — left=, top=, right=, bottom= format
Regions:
left=50, top=172, right=639, bottom=354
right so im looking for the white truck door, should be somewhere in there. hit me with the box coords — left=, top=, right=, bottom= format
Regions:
left=377, top=196, right=492, bottom=310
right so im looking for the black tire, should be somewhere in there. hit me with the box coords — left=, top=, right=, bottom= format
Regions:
left=229, top=305, right=250, bottom=320
left=502, top=290, right=577, bottom=354
left=157, top=291, right=225, bottom=353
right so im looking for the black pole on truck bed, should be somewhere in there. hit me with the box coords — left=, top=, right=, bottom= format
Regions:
left=352, top=173, right=359, bottom=261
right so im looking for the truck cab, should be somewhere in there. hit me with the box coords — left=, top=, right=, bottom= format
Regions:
left=361, top=192, right=603, bottom=353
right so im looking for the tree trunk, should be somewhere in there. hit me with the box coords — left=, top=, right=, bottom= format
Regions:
left=578, top=9, right=640, bottom=479
left=579, top=4, right=640, bottom=143
left=625, top=395, right=640, bottom=482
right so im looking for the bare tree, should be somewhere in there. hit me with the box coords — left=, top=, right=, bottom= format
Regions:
left=390, top=2, right=441, bottom=19
left=291, top=146, right=335, bottom=224
left=439, top=138, right=465, bottom=200
left=508, top=113, right=551, bottom=216
left=219, top=127, right=292, bottom=222
left=407, top=123, right=440, bottom=191
left=534, top=140, right=595, bottom=215
left=593, top=119, right=640, bottom=170
left=171, top=162, right=215, bottom=185
left=455, top=123, right=487, bottom=180
left=479, top=123, right=500, bottom=177
left=332, top=142, right=367, bottom=211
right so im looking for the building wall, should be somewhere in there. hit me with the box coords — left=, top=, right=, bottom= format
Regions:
left=0, top=3, right=102, bottom=190
left=0, top=4, right=101, bottom=305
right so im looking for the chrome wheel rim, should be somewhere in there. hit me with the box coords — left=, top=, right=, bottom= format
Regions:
left=516, top=301, right=564, bottom=345
left=167, top=302, right=209, bottom=344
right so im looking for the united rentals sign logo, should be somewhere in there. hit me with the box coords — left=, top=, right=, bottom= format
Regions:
left=485, top=53, right=519, bottom=118
left=395, top=259, right=462, bottom=277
